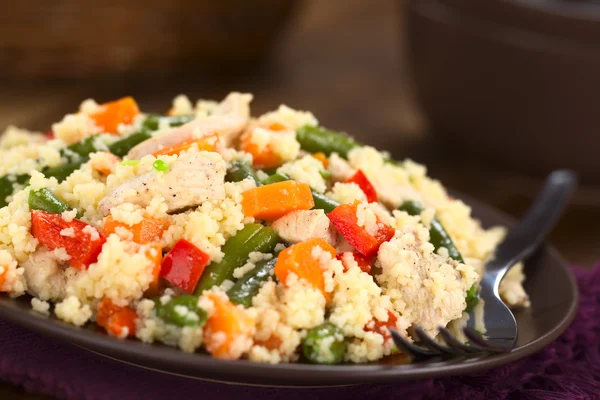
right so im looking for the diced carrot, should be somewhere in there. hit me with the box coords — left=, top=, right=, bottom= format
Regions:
left=152, top=134, right=220, bottom=157
left=268, top=122, right=287, bottom=131
left=97, top=298, right=137, bottom=338
left=274, top=238, right=335, bottom=302
left=336, top=252, right=373, bottom=274
left=203, top=293, right=255, bottom=360
left=254, top=335, right=282, bottom=350
left=327, top=203, right=395, bottom=257
left=241, top=180, right=315, bottom=221
left=240, top=128, right=282, bottom=169
left=92, top=153, right=121, bottom=175
left=90, top=97, right=140, bottom=134
left=103, top=216, right=168, bottom=244
left=144, top=242, right=163, bottom=296
left=0, top=267, right=7, bottom=291
left=365, top=310, right=398, bottom=340
left=312, top=152, right=329, bottom=169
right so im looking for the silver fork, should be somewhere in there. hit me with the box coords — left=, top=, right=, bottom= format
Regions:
left=391, top=170, right=577, bottom=358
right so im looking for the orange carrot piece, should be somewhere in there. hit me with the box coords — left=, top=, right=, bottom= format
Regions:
left=268, top=122, right=287, bottom=131
left=97, top=298, right=137, bottom=338
left=152, top=134, right=220, bottom=157
left=240, top=129, right=282, bottom=169
left=203, top=293, right=255, bottom=360
left=0, top=267, right=7, bottom=291
left=312, top=152, right=329, bottom=169
left=241, top=180, right=315, bottom=221
left=274, top=238, right=335, bottom=302
left=145, top=242, right=163, bottom=296
left=90, top=97, right=140, bottom=134
left=103, top=216, right=168, bottom=244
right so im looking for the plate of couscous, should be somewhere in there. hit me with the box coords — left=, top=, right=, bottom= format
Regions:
left=0, top=93, right=577, bottom=386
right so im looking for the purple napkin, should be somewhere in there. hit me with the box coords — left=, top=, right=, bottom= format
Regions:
left=1, top=266, right=599, bottom=400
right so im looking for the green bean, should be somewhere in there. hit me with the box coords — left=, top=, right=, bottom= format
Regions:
left=302, top=323, right=346, bottom=364
left=398, top=200, right=464, bottom=263
left=155, top=295, right=208, bottom=327
left=108, top=132, right=152, bottom=158
left=141, top=114, right=195, bottom=132
left=260, top=172, right=289, bottom=185
left=28, top=188, right=80, bottom=217
left=227, top=257, right=278, bottom=308
left=64, top=135, right=102, bottom=158
left=311, top=192, right=339, bottom=214
left=42, top=160, right=87, bottom=183
left=225, top=161, right=258, bottom=185
left=263, top=172, right=340, bottom=213
left=195, top=224, right=279, bottom=294
left=0, top=174, right=29, bottom=208
left=296, top=125, right=360, bottom=159
left=465, top=285, right=479, bottom=313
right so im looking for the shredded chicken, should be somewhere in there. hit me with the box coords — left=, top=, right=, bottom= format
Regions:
left=127, top=92, right=252, bottom=160
left=327, top=153, right=355, bottom=182
left=22, top=249, right=66, bottom=301
left=376, top=226, right=477, bottom=336
left=271, top=210, right=337, bottom=246
left=98, top=151, right=226, bottom=215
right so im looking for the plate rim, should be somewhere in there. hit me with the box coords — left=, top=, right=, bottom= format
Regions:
left=0, top=193, right=579, bottom=386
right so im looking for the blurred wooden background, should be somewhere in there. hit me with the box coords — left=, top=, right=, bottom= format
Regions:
left=1, top=0, right=598, bottom=397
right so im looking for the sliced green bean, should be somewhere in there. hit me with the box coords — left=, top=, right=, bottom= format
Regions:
left=28, top=188, right=79, bottom=217
left=465, top=285, right=479, bottom=313
left=155, top=295, right=207, bottom=327
left=225, top=161, right=258, bottom=185
left=263, top=172, right=340, bottom=213
left=195, top=224, right=279, bottom=294
left=108, top=132, right=152, bottom=158
left=42, top=160, right=86, bottom=183
left=302, top=323, right=346, bottom=364
left=0, top=174, right=29, bottom=208
left=398, top=200, right=464, bottom=263
left=141, top=114, right=194, bottom=132
left=227, top=257, right=277, bottom=308
left=64, top=135, right=104, bottom=158
left=296, top=125, right=360, bottom=159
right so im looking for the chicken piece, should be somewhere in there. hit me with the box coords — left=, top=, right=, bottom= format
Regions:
left=128, top=92, right=252, bottom=160
left=22, top=248, right=66, bottom=301
left=98, top=151, right=226, bottom=215
left=327, top=153, right=355, bottom=182
left=376, top=226, right=477, bottom=336
left=271, top=209, right=337, bottom=246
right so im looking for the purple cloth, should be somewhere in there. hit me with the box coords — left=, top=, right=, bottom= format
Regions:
left=1, top=267, right=599, bottom=400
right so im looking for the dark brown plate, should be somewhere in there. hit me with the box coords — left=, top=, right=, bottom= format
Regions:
left=0, top=193, right=578, bottom=386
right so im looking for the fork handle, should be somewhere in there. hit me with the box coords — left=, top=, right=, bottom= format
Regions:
left=486, top=170, right=577, bottom=283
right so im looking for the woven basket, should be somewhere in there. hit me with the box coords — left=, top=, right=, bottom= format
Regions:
left=0, top=0, right=298, bottom=79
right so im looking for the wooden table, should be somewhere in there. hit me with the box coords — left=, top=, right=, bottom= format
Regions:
left=1, top=0, right=597, bottom=398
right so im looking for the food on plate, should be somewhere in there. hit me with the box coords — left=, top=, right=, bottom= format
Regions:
left=0, top=93, right=530, bottom=364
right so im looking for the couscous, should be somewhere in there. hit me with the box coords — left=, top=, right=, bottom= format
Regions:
left=0, top=93, right=529, bottom=364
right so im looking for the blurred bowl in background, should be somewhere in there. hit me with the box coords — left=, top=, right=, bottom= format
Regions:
left=403, top=0, right=600, bottom=182
left=0, top=0, right=298, bottom=80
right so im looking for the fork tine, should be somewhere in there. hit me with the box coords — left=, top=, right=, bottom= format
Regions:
left=463, top=327, right=512, bottom=353
left=438, top=327, right=485, bottom=353
left=413, top=327, right=458, bottom=355
left=390, top=329, right=437, bottom=357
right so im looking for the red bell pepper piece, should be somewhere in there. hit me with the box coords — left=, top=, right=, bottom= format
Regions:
left=44, top=130, right=55, bottom=140
left=365, top=310, right=398, bottom=340
left=328, top=203, right=395, bottom=257
left=336, top=252, right=373, bottom=274
left=160, top=239, right=210, bottom=294
left=345, top=169, right=377, bottom=203
left=30, top=210, right=106, bottom=270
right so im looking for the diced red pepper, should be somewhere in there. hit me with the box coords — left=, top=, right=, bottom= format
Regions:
left=30, top=210, right=106, bottom=270
left=336, top=252, right=373, bottom=274
left=160, top=239, right=210, bottom=293
left=97, top=298, right=137, bottom=338
left=365, top=310, right=398, bottom=340
left=327, top=203, right=395, bottom=257
left=345, top=169, right=377, bottom=203
left=44, top=130, right=55, bottom=140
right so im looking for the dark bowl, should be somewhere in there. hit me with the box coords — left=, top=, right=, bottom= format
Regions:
left=403, top=0, right=600, bottom=182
